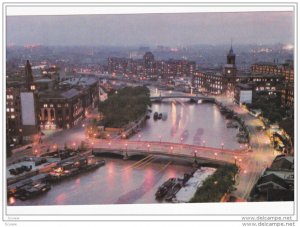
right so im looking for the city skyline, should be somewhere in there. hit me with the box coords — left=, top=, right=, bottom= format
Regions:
left=7, top=11, right=294, bottom=46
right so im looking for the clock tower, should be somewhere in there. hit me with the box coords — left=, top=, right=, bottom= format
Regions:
left=224, top=43, right=237, bottom=77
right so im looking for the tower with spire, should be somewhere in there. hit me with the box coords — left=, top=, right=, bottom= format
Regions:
left=25, top=60, right=34, bottom=91
left=227, top=40, right=236, bottom=65
left=224, top=41, right=237, bottom=77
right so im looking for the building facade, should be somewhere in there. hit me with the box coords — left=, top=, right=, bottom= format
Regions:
left=192, top=46, right=287, bottom=98
left=6, top=85, right=23, bottom=146
left=38, top=76, right=99, bottom=130
left=107, top=52, right=195, bottom=80
left=192, top=45, right=239, bottom=95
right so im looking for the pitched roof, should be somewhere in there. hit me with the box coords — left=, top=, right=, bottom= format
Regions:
left=257, top=173, right=289, bottom=189
left=61, top=88, right=81, bottom=99
left=271, top=156, right=294, bottom=170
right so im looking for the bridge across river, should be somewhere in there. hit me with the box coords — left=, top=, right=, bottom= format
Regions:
left=150, top=94, right=215, bottom=102
left=91, top=139, right=248, bottom=164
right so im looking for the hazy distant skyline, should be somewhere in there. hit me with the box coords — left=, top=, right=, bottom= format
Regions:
left=7, top=12, right=294, bottom=46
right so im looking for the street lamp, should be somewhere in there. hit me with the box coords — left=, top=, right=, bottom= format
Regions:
left=221, top=142, right=224, bottom=150
left=147, top=144, right=150, bottom=152
left=234, top=156, right=237, bottom=165
left=170, top=146, right=173, bottom=153
left=202, top=140, right=206, bottom=147
left=138, top=134, right=141, bottom=141
left=125, top=143, right=128, bottom=151
left=194, top=150, right=197, bottom=158
left=214, top=152, right=218, bottom=160
left=159, top=135, right=162, bottom=142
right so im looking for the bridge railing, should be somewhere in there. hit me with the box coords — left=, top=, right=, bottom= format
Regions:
left=91, top=139, right=248, bottom=156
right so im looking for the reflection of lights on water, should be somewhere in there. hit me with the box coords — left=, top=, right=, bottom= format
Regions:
left=9, top=197, right=16, bottom=205
left=55, top=193, right=66, bottom=203
left=75, top=178, right=80, bottom=185
left=171, top=102, right=177, bottom=131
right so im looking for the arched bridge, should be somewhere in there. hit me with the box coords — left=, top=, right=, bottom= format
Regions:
left=91, top=139, right=249, bottom=164
left=150, top=94, right=215, bottom=102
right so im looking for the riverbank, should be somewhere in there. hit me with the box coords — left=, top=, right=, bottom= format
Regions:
left=190, top=164, right=238, bottom=203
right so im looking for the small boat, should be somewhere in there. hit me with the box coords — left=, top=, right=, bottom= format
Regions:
left=155, top=178, right=176, bottom=199
left=165, top=182, right=182, bottom=201
left=153, top=112, right=159, bottom=120
left=158, top=113, right=162, bottom=119
left=17, top=183, right=51, bottom=201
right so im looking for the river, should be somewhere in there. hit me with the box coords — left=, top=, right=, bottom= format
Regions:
left=10, top=88, right=241, bottom=206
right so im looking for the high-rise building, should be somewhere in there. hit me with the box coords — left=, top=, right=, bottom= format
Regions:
left=6, top=83, right=23, bottom=147
left=25, top=60, right=34, bottom=91
left=143, top=52, right=156, bottom=75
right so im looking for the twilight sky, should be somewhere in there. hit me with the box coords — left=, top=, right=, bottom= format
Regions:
left=7, top=12, right=294, bottom=46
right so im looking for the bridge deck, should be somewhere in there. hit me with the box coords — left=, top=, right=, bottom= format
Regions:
left=91, top=139, right=248, bottom=164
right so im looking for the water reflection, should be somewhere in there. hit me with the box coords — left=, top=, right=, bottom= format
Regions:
left=132, top=101, right=240, bottom=149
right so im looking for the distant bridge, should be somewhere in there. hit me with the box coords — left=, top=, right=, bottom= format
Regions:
left=150, top=94, right=215, bottom=102
left=91, top=139, right=248, bottom=164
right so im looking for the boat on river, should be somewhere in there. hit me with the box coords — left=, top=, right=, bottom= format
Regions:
left=155, top=178, right=176, bottom=199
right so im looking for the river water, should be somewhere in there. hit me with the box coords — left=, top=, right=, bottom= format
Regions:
left=11, top=89, right=241, bottom=206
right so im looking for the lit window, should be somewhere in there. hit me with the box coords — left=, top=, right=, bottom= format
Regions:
left=30, top=85, right=36, bottom=91
left=11, top=115, right=15, bottom=119
left=44, top=104, right=48, bottom=108
left=50, top=104, right=54, bottom=108
left=6, top=108, right=9, bottom=112
left=10, top=108, right=14, bottom=112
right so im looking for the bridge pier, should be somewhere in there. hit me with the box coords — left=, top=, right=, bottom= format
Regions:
left=123, top=151, right=129, bottom=160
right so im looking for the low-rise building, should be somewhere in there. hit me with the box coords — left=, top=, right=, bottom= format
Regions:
left=254, top=155, right=294, bottom=201
left=234, top=83, right=253, bottom=105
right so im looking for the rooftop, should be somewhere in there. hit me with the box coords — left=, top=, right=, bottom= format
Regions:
left=39, top=88, right=81, bottom=100
left=252, top=62, right=280, bottom=67
left=257, top=173, right=289, bottom=190
left=60, top=76, right=98, bottom=87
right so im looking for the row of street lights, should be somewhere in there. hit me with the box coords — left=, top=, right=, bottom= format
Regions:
left=136, top=134, right=215, bottom=148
